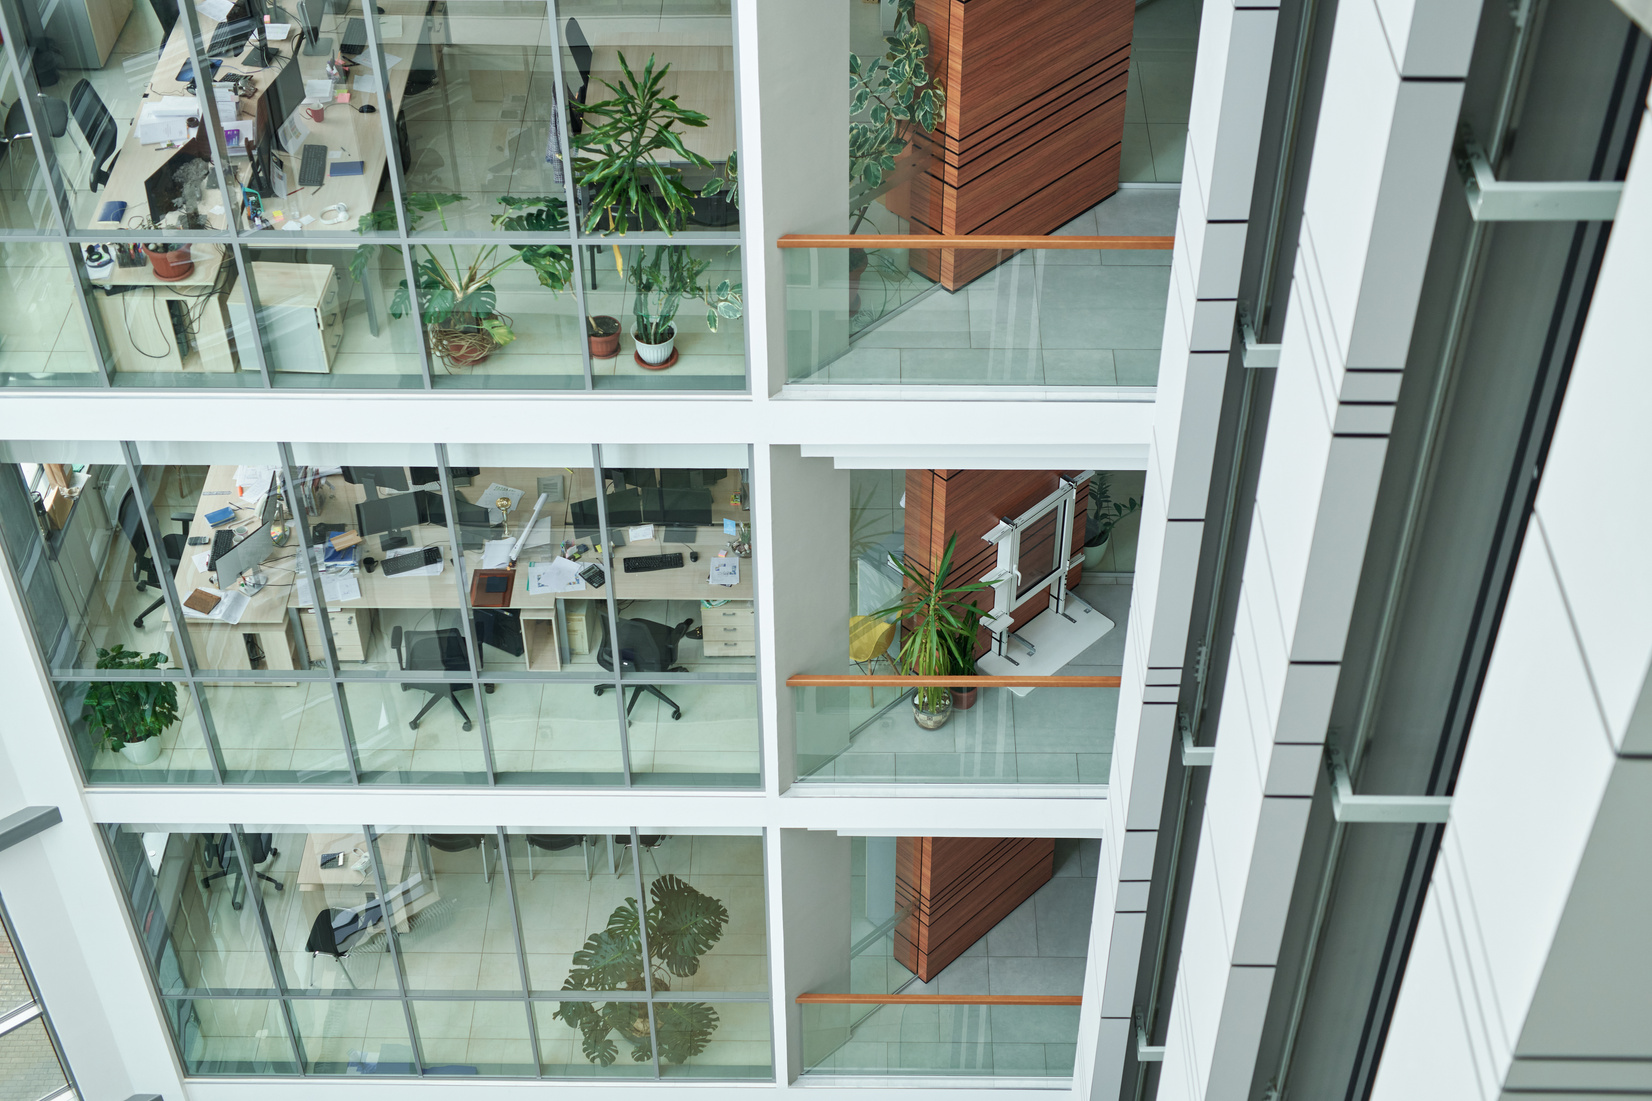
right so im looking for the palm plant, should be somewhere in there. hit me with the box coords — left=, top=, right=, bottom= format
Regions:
left=84, top=645, right=180, bottom=751
left=555, top=874, right=729, bottom=1066
left=573, top=53, right=711, bottom=235
left=872, top=534, right=989, bottom=713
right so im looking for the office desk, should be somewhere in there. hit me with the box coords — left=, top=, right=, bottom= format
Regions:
left=89, top=244, right=240, bottom=373
left=93, top=6, right=415, bottom=232
left=296, top=831, right=439, bottom=932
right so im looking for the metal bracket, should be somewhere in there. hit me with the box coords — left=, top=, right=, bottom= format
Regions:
left=1327, top=748, right=1450, bottom=824
left=0, top=806, right=60, bottom=853
left=1135, top=1010, right=1165, bottom=1062
left=1459, top=137, right=1621, bottom=222
left=1239, top=307, right=1279, bottom=369
left=1180, top=713, right=1214, bottom=767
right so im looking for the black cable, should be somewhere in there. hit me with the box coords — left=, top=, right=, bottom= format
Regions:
left=123, top=290, right=171, bottom=359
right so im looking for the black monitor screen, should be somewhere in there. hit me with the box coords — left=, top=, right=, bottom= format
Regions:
left=355, top=492, right=420, bottom=536
left=264, top=56, right=306, bottom=152
left=644, top=487, right=713, bottom=525
left=341, top=466, right=411, bottom=493
left=570, top=488, right=642, bottom=536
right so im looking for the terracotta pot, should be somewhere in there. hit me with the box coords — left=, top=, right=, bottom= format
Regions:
left=588, top=315, right=621, bottom=359
left=634, top=326, right=677, bottom=367
left=144, top=245, right=194, bottom=281
left=848, top=247, right=868, bottom=314
left=950, top=685, right=979, bottom=711
left=119, top=736, right=162, bottom=765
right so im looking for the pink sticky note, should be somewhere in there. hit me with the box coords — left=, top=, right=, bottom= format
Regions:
left=336, top=91, right=351, bottom=103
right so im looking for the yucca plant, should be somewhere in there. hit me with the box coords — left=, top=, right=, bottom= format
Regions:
left=573, top=53, right=711, bottom=235
left=872, top=534, right=989, bottom=713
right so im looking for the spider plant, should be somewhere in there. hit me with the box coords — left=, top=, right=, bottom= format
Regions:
left=573, top=53, right=711, bottom=235
left=871, top=534, right=989, bottom=713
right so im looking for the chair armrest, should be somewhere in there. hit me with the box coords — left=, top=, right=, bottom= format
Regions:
left=390, top=625, right=403, bottom=666
left=170, top=511, right=193, bottom=535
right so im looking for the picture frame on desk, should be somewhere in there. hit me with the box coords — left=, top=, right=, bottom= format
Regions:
left=470, top=567, right=514, bottom=608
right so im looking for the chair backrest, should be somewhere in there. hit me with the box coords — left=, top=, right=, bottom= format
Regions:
left=596, top=617, right=674, bottom=674
left=401, top=627, right=469, bottom=672
left=527, top=834, right=582, bottom=853
left=425, top=833, right=481, bottom=853
left=117, top=490, right=149, bottom=555
left=147, top=0, right=180, bottom=39
left=565, top=17, right=592, bottom=87
left=242, top=831, right=275, bottom=864
left=69, top=80, right=118, bottom=190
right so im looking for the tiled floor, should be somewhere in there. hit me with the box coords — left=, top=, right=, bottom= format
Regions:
left=1121, top=0, right=1203, bottom=184
left=798, top=190, right=1179, bottom=387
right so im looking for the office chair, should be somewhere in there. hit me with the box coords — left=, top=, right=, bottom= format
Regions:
left=201, top=832, right=283, bottom=911
left=147, top=0, right=180, bottom=40
left=525, top=834, right=592, bottom=880
left=565, top=17, right=592, bottom=135
left=593, top=617, right=694, bottom=723
left=2, top=96, right=69, bottom=187
left=69, top=80, right=119, bottom=193
left=609, top=833, right=667, bottom=880
left=391, top=625, right=493, bottom=732
left=305, top=902, right=387, bottom=987
left=423, top=833, right=491, bottom=882
left=117, top=490, right=192, bottom=629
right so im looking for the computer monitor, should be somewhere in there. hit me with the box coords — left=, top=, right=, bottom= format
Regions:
left=259, top=53, right=307, bottom=153
left=658, top=468, right=727, bottom=490
left=241, top=0, right=280, bottom=65
left=609, top=467, right=657, bottom=491
left=645, top=487, right=713, bottom=525
left=340, top=466, right=411, bottom=497
left=570, top=488, right=643, bottom=538
left=355, top=492, right=421, bottom=541
left=408, top=466, right=480, bottom=488
left=215, top=522, right=277, bottom=581
left=413, top=491, right=496, bottom=549
left=296, top=0, right=331, bottom=54
left=143, top=136, right=211, bottom=226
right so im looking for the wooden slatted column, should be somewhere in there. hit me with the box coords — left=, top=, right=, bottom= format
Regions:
left=894, top=836, right=1056, bottom=982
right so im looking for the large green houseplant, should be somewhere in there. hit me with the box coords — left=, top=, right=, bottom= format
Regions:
left=1084, top=473, right=1141, bottom=568
left=848, top=0, right=945, bottom=235
left=872, top=534, right=989, bottom=729
left=555, top=874, right=730, bottom=1066
left=84, top=645, right=180, bottom=765
left=628, top=244, right=743, bottom=367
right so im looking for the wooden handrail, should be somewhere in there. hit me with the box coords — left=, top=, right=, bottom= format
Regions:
left=797, top=993, right=1081, bottom=1006
left=777, top=233, right=1174, bottom=250
left=787, top=674, right=1121, bottom=688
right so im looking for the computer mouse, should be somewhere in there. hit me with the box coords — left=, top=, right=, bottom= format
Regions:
left=360, top=104, right=376, bottom=113
left=689, top=550, right=699, bottom=562
left=363, top=556, right=378, bottom=573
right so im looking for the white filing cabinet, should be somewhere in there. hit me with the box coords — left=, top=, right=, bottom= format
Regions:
left=699, top=600, right=754, bottom=657
left=247, top=262, right=346, bottom=373
left=301, top=607, right=374, bottom=662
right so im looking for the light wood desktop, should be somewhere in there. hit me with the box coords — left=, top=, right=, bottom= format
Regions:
left=90, top=244, right=240, bottom=372
left=296, top=831, right=439, bottom=932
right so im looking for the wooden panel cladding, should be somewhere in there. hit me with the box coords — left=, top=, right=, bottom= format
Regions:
left=903, top=469, right=1088, bottom=652
left=894, top=837, right=1056, bottom=982
left=944, top=57, right=1130, bottom=191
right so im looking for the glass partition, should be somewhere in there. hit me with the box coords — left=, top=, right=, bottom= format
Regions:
left=0, top=243, right=101, bottom=385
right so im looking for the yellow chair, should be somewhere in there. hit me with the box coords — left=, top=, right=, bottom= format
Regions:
left=850, top=615, right=898, bottom=703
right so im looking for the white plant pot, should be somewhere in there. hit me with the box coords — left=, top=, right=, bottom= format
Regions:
left=1082, top=539, right=1110, bottom=570
left=634, top=327, right=677, bottom=366
left=120, top=736, right=162, bottom=765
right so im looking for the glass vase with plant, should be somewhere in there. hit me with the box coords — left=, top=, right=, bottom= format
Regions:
left=84, top=645, right=181, bottom=765
left=555, top=873, right=729, bottom=1066
left=573, top=53, right=711, bottom=235
left=871, top=534, right=988, bottom=729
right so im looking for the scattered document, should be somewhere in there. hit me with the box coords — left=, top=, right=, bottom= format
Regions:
left=297, top=571, right=363, bottom=606
left=264, top=22, right=291, bottom=39
left=192, top=550, right=211, bottom=573
left=480, top=482, right=524, bottom=524
left=481, top=539, right=514, bottom=569
left=378, top=19, right=403, bottom=39
left=354, top=72, right=382, bottom=94
left=709, top=556, right=739, bottom=587
left=305, top=78, right=334, bottom=100
left=233, top=464, right=277, bottom=497
left=196, top=0, right=234, bottom=20
left=526, top=557, right=584, bottom=593
left=629, top=524, right=654, bottom=542
left=182, top=587, right=250, bottom=624
left=521, top=517, right=556, bottom=549
left=380, top=51, right=403, bottom=69
left=134, top=109, right=191, bottom=146
left=382, top=545, right=443, bottom=577
left=723, top=517, right=737, bottom=535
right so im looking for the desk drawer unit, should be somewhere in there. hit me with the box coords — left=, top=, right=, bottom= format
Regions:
left=301, top=608, right=373, bottom=662
left=563, top=601, right=600, bottom=655
left=700, top=601, right=754, bottom=657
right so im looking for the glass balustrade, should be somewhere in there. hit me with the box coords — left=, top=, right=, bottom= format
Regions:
left=800, top=994, right=1081, bottom=1078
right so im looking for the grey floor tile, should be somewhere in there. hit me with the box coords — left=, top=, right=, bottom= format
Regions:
left=1043, top=350, right=1119, bottom=386
left=988, top=956, right=1086, bottom=997
left=1014, top=754, right=1081, bottom=782
left=1039, top=307, right=1167, bottom=350
left=1037, top=264, right=1173, bottom=311
left=986, top=896, right=1040, bottom=957
left=1032, top=879, right=1096, bottom=957
left=1114, top=349, right=1162, bottom=386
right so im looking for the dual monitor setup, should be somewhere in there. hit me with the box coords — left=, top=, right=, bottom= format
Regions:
left=346, top=466, right=495, bottom=551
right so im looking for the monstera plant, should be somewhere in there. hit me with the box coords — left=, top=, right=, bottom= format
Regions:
left=555, top=874, right=730, bottom=1066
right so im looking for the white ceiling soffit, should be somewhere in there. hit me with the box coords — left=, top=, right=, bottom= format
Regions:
left=800, top=444, right=1149, bottom=470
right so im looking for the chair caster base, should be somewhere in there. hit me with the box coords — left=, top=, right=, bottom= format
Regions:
left=594, top=685, right=608, bottom=697
left=462, top=721, right=473, bottom=732
left=133, top=617, right=146, bottom=629
left=408, top=720, right=419, bottom=731
left=671, top=709, right=682, bottom=720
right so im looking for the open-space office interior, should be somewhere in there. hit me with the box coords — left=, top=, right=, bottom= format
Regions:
left=0, top=0, right=1650, bottom=1098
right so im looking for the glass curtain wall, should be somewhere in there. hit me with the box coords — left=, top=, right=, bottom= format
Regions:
left=105, top=824, right=771, bottom=1080
left=0, top=897, right=79, bottom=1100
left=0, top=0, right=743, bottom=390
left=0, top=441, right=759, bottom=786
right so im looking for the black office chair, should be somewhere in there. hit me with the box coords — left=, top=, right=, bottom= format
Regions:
left=117, top=490, right=191, bottom=629
left=69, top=80, right=119, bottom=193
left=593, top=617, right=694, bottom=722
left=423, top=833, right=491, bottom=881
left=2, top=95, right=69, bottom=186
left=201, top=832, right=283, bottom=911
left=609, top=833, right=667, bottom=880
left=525, top=834, right=592, bottom=880
left=391, top=625, right=493, bottom=732
left=305, top=902, right=386, bottom=987
left=147, top=0, right=180, bottom=40
left=565, top=17, right=592, bottom=135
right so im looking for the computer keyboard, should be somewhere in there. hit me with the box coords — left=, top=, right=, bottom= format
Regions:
left=381, top=546, right=442, bottom=576
left=298, top=144, right=327, bottom=188
left=207, top=528, right=236, bottom=568
left=623, top=553, right=684, bottom=574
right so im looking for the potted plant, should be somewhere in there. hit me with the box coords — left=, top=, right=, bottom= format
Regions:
left=1084, top=473, right=1142, bottom=569
left=691, top=149, right=739, bottom=226
left=573, top=53, right=712, bottom=235
left=628, top=244, right=743, bottom=368
left=587, top=315, right=622, bottom=359
left=83, top=645, right=181, bottom=766
left=872, top=534, right=989, bottom=729
left=847, top=0, right=946, bottom=235
left=144, top=242, right=194, bottom=281
left=555, top=873, right=729, bottom=1066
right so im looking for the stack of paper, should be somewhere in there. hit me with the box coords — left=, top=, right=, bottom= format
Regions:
left=525, top=558, right=584, bottom=593
left=233, top=464, right=277, bottom=498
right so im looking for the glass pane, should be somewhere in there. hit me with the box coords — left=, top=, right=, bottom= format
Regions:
left=640, top=833, right=766, bottom=993
left=0, top=1014, right=72, bottom=1097
left=656, top=1000, right=770, bottom=1079
left=201, top=680, right=350, bottom=782
left=531, top=999, right=652, bottom=1077
left=410, top=1000, right=535, bottom=1075
left=0, top=63, right=57, bottom=232
left=92, top=244, right=260, bottom=386
left=370, top=829, right=520, bottom=995
left=508, top=832, right=647, bottom=994
left=341, top=679, right=488, bottom=783
left=0, top=920, right=29, bottom=1016
left=593, top=243, right=745, bottom=390
left=244, top=246, right=424, bottom=389
left=406, top=241, right=584, bottom=389
left=0, top=242, right=102, bottom=386
left=61, top=678, right=216, bottom=784
left=561, top=0, right=738, bottom=236
left=626, top=682, right=758, bottom=785
left=400, top=2, right=561, bottom=235
left=107, top=828, right=279, bottom=993
left=288, top=996, right=413, bottom=1074
left=258, top=828, right=400, bottom=993
left=130, top=444, right=294, bottom=674
left=486, top=681, right=625, bottom=783
left=801, top=1001, right=1079, bottom=1076
left=164, top=998, right=297, bottom=1075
